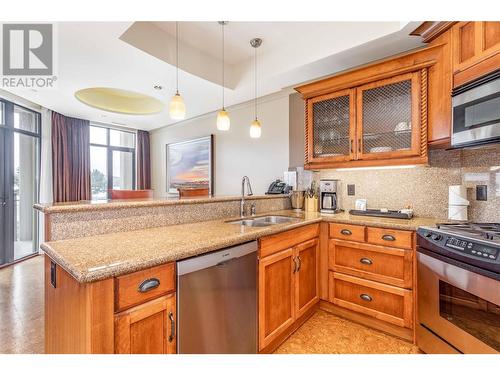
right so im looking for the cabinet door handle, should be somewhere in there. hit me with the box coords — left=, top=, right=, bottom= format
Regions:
left=297, top=256, right=302, bottom=272
left=292, top=257, right=299, bottom=273
left=340, top=229, right=352, bottom=236
left=168, top=311, right=175, bottom=342
left=358, top=138, right=361, bottom=153
left=350, top=139, right=353, bottom=154
left=360, top=257, right=373, bottom=265
left=382, top=234, right=396, bottom=241
left=360, top=293, right=373, bottom=302
left=138, top=278, right=160, bottom=293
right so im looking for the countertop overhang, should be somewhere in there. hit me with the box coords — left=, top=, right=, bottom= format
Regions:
left=41, top=210, right=441, bottom=284
left=34, top=194, right=289, bottom=214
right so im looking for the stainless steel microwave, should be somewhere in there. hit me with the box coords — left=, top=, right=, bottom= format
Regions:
left=452, top=70, right=500, bottom=148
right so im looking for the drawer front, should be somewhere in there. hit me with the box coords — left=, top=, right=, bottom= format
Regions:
left=329, top=240, right=413, bottom=289
left=366, top=227, right=413, bottom=249
left=260, top=223, right=320, bottom=258
left=115, top=263, right=176, bottom=312
left=329, top=272, right=413, bottom=328
left=329, top=223, right=365, bottom=242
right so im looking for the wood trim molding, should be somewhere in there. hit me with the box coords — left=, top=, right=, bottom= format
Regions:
left=304, top=98, right=309, bottom=165
left=420, top=68, right=429, bottom=157
left=319, top=301, right=414, bottom=342
left=295, top=42, right=440, bottom=99
left=305, top=155, right=428, bottom=170
left=410, top=22, right=457, bottom=43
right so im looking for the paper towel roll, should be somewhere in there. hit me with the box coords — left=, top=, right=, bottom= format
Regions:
left=449, top=185, right=469, bottom=206
left=449, top=205, right=468, bottom=221
left=448, top=185, right=469, bottom=221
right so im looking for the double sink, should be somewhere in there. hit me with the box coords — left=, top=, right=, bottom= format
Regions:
left=227, top=215, right=298, bottom=227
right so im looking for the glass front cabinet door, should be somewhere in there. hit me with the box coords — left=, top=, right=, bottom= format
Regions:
left=304, top=69, right=427, bottom=168
left=356, top=72, right=422, bottom=160
left=306, top=89, right=356, bottom=164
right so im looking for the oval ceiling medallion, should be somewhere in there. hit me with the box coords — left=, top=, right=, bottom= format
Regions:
left=75, top=87, right=163, bottom=115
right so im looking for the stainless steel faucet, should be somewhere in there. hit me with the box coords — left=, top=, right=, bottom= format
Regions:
left=240, top=176, right=253, bottom=217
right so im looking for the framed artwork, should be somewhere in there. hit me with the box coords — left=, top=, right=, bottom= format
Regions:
left=166, top=135, right=214, bottom=195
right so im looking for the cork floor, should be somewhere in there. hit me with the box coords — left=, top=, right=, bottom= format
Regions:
left=275, top=309, right=420, bottom=354
left=0, top=255, right=44, bottom=354
left=1, top=255, right=419, bottom=354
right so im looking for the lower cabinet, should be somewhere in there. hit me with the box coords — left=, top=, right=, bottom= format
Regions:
left=258, top=229, right=319, bottom=351
left=329, top=272, right=413, bottom=328
left=327, top=223, right=415, bottom=338
left=115, top=293, right=177, bottom=354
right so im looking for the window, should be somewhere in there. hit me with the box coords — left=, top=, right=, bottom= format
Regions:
left=89, top=125, right=136, bottom=200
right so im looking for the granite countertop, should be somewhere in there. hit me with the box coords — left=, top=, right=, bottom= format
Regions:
left=41, top=209, right=442, bottom=283
left=34, top=194, right=288, bottom=214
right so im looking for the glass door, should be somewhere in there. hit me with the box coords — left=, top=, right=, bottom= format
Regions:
left=356, top=72, right=421, bottom=160
left=307, top=89, right=356, bottom=164
left=0, top=99, right=40, bottom=266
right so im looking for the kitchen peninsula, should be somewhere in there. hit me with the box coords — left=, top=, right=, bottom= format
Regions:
left=36, top=195, right=440, bottom=354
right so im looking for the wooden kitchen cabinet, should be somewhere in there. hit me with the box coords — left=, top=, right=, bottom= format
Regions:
left=45, top=257, right=177, bottom=354
left=412, top=21, right=500, bottom=89
left=258, top=225, right=319, bottom=351
left=115, top=293, right=177, bottom=354
left=298, top=60, right=429, bottom=169
left=307, top=89, right=356, bottom=164
left=295, top=239, right=320, bottom=318
left=452, top=22, right=500, bottom=75
left=258, top=248, right=296, bottom=350
left=325, top=224, right=416, bottom=340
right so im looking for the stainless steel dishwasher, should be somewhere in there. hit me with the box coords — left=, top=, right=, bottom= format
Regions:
left=177, top=241, right=257, bottom=353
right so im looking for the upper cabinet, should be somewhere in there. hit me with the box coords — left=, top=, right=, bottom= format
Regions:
left=452, top=22, right=500, bottom=87
left=412, top=21, right=500, bottom=88
left=300, top=67, right=429, bottom=169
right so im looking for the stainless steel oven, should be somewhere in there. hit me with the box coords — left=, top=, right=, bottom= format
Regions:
left=417, top=251, right=500, bottom=354
left=452, top=70, right=500, bottom=148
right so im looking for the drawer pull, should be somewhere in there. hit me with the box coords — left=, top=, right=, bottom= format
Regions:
left=340, top=229, right=352, bottom=236
left=168, top=312, right=175, bottom=342
left=138, top=278, right=160, bottom=293
left=359, top=257, right=373, bottom=265
left=382, top=234, right=396, bottom=241
left=360, top=293, right=373, bottom=302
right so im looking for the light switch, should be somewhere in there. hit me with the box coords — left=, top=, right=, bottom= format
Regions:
left=476, top=185, right=487, bottom=201
left=347, top=184, right=355, bottom=196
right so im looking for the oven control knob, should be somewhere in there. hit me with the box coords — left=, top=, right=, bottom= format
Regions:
left=425, top=232, right=432, bottom=238
left=431, top=234, right=442, bottom=241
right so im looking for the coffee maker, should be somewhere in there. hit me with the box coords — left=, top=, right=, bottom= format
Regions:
left=320, top=180, right=340, bottom=214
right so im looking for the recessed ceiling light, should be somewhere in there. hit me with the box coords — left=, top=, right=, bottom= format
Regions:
left=153, top=85, right=163, bottom=90
left=75, top=87, right=163, bottom=115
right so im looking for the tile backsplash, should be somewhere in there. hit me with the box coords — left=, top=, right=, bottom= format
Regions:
left=320, top=144, right=500, bottom=221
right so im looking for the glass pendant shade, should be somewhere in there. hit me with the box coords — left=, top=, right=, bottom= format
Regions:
left=216, top=109, right=230, bottom=131
left=169, top=93, right=186, bottom=120
left=249, top=119, right=262, bottom=138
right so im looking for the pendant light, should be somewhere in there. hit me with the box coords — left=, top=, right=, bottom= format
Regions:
left=169, top=22, right=186, bottom=120
left=216, top=21, right=230, bottom=131
left=249, top=38, right=262, bottom=138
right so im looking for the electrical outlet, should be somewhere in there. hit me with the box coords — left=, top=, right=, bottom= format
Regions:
left=347, top=184, right=355, bottom=196
left=476, top=185, right=487, bottom=201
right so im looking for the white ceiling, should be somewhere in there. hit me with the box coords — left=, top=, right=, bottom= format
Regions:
left=4, top=22, right=424, bottom=131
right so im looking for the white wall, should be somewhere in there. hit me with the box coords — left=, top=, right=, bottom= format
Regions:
left=150, top=92, right=290, bottom=196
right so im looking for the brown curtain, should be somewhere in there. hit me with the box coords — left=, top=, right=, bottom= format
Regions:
left=51, top=112, right=91, bottom=202
left=136, top=130, right=151, bottom=190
